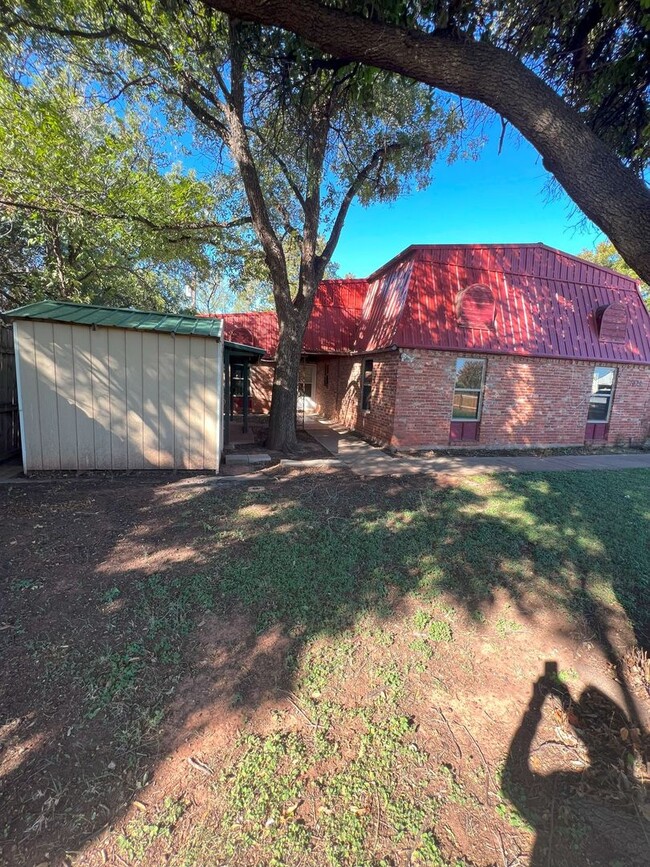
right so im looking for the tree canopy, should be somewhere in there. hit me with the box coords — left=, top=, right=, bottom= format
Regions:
left=580, top=241, right=650, bottom=308
left=199, top=0, right=650, bottom=288
left=2, top=1, right=468, bottom=447
left=0, top=62, right=247, bottom=310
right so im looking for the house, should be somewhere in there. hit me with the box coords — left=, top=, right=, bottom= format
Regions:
left=7, top=301, right=263, bottom=472
left=214, top=244, right=650, bottom=450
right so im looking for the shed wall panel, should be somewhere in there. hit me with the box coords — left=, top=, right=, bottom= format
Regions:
left=14, top=322, right=221, bottom=471
left=14, top=323, right=43, bottom=470
left=142, top=334, right=160, bottom=468
left=108, top=329, right=128, bottom=469
left=90, top=327, right=112, bottom=469
left=157, top=334, right=176, bottom=469
left=33, top=322, right=61, bottom=469
left=173, top=336, right=191, bottom=469
left=52, top=323, right=78, bottom=468
left=72, top=325, right=95, bottom=469
left=125, top=331, right=145, bottom=469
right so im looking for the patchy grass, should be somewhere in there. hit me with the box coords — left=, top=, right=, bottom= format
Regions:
left=1, top=469, right=649, bottom=867
left=118, top=796, right=186, bottom=861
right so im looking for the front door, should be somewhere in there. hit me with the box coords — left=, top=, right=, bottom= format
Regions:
left=298, top=364, right=317, bottom=412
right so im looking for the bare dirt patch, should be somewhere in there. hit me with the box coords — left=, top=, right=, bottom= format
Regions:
left=0, top=468, right=648, bottom=866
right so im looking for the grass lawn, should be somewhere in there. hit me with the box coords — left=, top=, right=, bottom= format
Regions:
left=1, top=467, right=649, bottom=866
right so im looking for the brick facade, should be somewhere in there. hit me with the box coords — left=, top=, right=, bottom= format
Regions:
left=314, top=353, right=398, bottom=444
left=248, top=350, right=650, bottom=450
left=249, top=362, right=274, bottom=414
left=390, top=351, right=650, bottom=449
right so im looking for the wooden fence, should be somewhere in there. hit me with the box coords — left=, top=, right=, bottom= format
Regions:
left=0, top=324, right=20, bottom=461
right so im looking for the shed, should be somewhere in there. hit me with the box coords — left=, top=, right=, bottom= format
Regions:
left=8, top=301, right=229, bottom=472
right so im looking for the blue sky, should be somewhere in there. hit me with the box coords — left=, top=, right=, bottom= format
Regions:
left=333, top=119, right=604, bottom=278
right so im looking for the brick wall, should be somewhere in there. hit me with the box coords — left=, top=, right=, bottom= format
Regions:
left=314, top=352, right=399, bottom=444
left=608, top=363, right=650, bottom=444
left=243, top=351, right=650, bottom=450
left=249, top=362, right=274, bottom=413
left=392, top=350, right=650, bottom=449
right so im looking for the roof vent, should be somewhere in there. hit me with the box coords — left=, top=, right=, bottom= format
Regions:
left=456, top=283, right=495, bottom=329
left=229, top=326, right=255, bottom=346
left=595, top=302, right=628, bottom=343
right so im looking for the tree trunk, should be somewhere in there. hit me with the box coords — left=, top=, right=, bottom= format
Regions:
left=266, top=311, right=305, bottom=452
left=204, top=0, right=650, bottom=285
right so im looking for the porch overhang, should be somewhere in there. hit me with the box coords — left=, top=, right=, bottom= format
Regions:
left=223, top=340, right=266, bottom=448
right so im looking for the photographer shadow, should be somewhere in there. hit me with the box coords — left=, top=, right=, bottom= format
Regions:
left=503, top=661, right=649, bottom=866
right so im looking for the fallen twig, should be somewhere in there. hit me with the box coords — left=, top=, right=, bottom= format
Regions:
left=187, top=756, right=213, bottom=775
left=438, top=708, right=462, bottom=763
left=277, top=689, right=317, bottom=728
left=461, top=721, right=494, bottom=804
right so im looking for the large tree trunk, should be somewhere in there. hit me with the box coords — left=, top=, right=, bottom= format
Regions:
left=267, top=311, right=306, bottom=452
left=204, top=0, right=650, bottom=285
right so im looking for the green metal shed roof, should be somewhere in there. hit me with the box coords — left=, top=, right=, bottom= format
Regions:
left=7, top=300, right=223, bottom=339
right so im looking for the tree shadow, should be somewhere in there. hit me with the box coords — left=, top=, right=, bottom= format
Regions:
left=0, top=466, right=648, bottom=864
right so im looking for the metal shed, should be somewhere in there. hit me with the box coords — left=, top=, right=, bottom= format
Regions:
left=8, top=301, right=226, bottom=472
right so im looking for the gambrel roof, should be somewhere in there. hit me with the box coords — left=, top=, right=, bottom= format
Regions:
left=213, top=244, right=650, bottom=365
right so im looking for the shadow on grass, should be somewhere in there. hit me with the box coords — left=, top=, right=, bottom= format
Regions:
left=0, top=467, right=648, bottom=864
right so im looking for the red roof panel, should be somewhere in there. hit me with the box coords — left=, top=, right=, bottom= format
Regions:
left=204, top=245, right=650, bottom=365
left=208, top=277, right=367, bottom=359
left=361, top=245, right=650, bottom=364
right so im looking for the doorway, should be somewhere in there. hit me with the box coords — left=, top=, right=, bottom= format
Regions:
left=298, top=363, right=317, bottom=412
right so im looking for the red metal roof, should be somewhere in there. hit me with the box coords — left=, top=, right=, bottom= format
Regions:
left=356, top=245, right=650, bottom=364
left=206, top=245, right=650, bottom=365
left=212, top=278, right=367, bottom=359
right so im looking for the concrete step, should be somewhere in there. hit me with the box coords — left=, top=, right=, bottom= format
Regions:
left=223, top=453, right=272, bottom=466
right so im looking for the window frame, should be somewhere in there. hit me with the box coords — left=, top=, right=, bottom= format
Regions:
left=230, top=363, right=247, bottom=398
left=451, top=357, right=486, bottom=422
left=587, top=366, right=616, bottom=424
left=360, top=358, right=374, bottom=412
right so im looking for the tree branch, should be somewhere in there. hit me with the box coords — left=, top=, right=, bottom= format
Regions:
left=248, top=125, right=306, bottom=210
left=0, top=198, right=251, bottom=234
left=319, top=140, right=405, bottom=270
left=200, top=0, right=650, bottom=285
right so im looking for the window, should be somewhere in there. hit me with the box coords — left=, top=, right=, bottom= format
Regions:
left=361, top=359, right=373, bottom=411
left=452, top=358, right=485, bottom=420
left=587, top=366, right=616, bottom=422
left=231, top=364, right=246, bottom=398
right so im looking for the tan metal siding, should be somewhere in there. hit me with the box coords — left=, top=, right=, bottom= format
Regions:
left=14, top=321, right=221, bottom=471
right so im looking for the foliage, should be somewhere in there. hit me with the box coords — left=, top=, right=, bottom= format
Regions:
left=2, top=0, right=471, bottom=447
left=320, top=1, right=650, bottom=171
left=0, top=68, right=224, bottom=310
left=499, top=0, right=650, bottom=170
left=118, top=797, right=186, bottom=861
left=579, top=241, right=650, bottom=307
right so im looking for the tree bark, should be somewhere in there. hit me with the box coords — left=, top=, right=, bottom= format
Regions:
left=202, top=0, right=650, bottom=285
left=267, top=312, right=305, bottom=452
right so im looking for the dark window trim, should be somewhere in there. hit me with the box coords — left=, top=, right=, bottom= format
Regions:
left=451, top=357, right=486, bottom=422
left=587, top=366, right=616, bottom=424
left=361, top=358, right=374, bottom=412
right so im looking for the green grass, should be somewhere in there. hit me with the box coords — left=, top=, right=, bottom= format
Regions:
left=215, top=471, right=650, bottom=648
left=118, top=797, right=186, bottom=861
left=6, top=468, right=649, bottom=867
left=495, top=617, right=523, bottom=638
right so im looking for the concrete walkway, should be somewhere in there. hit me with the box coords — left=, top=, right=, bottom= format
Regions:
left=304, top=417, right=650, bottom=479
